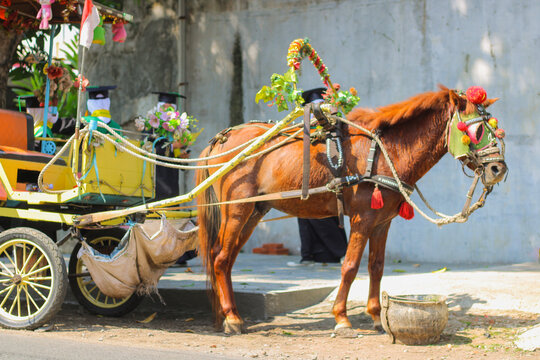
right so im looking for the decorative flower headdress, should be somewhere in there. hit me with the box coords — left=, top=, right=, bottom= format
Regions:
left=256, top=38, right=360, bottom=116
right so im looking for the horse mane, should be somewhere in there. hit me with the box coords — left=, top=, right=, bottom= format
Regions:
left=347, top=85, right=462, bottom=130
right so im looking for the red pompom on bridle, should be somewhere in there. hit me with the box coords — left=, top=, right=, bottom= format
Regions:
left=466, top=86, right=487, bottom=104
left=457, top=121, right=468, bottom=131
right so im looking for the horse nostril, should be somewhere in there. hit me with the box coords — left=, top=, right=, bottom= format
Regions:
left=490, top=164, right=500, bottom=175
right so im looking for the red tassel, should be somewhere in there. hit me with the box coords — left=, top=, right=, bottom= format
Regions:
left=371, top=185, right=384, bottom=209
left=399, top=202, right=414, bottom=220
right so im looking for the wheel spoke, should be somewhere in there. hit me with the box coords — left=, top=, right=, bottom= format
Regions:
left=95, top=290, right=101, bottom=302
left=25, top=254, right=45, bottom=275
left=0, top=284, right=15, bottom=307
left=26, top=276, right=52, bottom=281
left=22, top=244, right=26, bottom=274
left=1, top=249, right=17, bottom=274
left=23, top=264, right=51, bottom=279
left=25, top=284, right=40, bottom=311
left=27, top=282, right=48, bottom=301
left=104, top=295, right=109, bottom=304
left=8, top=285, right=21, bottom=315
left=23, top=284, right=32, bottom=315
left=87, top=285, right=97, bottom=294
left=0, top=278, right=11, bottom=283
left=13, top=246, right=18, bottom=275
left=20, top=246, right=37, bottom=275
left=82, top=278, right=93, bottom=286
left=24, top=280, right=51, bottom=291
left=17, top=285, right=21, bottom=317
left=0, top=261, right=14, bottom=277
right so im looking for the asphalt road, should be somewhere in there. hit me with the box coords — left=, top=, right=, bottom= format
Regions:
left=0, top=333, right=240, bottom=360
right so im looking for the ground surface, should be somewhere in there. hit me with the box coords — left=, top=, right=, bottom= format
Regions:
left=1, top=301, right=538, bottom=360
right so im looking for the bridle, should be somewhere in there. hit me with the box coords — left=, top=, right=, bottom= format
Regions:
left=447, top=103, right=506, bottom=190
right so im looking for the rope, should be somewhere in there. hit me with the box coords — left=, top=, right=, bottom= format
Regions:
left=337, top=117, right=487, bottom=226
left=37, top=130, right=88, bottom=194
left=92, top=121, right=306, bottom=170
left=96, top=120, right=305, bottom=164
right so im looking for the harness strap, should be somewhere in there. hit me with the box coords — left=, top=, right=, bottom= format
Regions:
left=364, top=132, right=380, bottom=178
left=366, top=175, right=414, bottom=196
left=158, top=173, right=413, bottom=213
left=301, top=103, right=312, bottom=200
left=312, top=102, right=347, bottom=227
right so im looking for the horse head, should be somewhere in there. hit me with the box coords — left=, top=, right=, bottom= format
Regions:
left=447, top=88, right=507, bottom=187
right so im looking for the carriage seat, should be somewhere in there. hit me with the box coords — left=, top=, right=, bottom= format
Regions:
left=0, top=109, right=65, bottom=166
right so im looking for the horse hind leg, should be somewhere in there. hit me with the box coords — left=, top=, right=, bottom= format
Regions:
left=366, top=221, right=391, bottom=332
left=214, top=203, right=267, bottom=334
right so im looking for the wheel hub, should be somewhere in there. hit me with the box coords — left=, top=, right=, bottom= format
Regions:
left=11, top=274, right=22, bottom=285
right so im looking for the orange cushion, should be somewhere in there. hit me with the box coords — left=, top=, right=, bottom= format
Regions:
left=0, top=109, right=32, bottom=150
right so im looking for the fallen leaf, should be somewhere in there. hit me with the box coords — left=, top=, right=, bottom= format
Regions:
left=413, top=263, right=421, bottom=268
left=137, top=312, right=157, bottom=323
left=185, top=317, right=194, bottom=322
left=392, top=269, right=406, bottom=273
left=185, top=329, right=194, bottom=333
left=432, top=267, right=447, bottom=273
left=184, top=267, right=193, bottom=273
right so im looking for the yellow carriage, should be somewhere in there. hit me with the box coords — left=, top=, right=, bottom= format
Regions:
left=0, top=108, right=156, bottom=328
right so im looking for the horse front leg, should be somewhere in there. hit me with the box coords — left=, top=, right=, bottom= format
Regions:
left=367, top=221, right=391, bottom=332
left=332, top=216, right=370, bottom=331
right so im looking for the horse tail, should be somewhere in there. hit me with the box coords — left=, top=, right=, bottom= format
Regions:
left=195, top=147, right=222, bottom=320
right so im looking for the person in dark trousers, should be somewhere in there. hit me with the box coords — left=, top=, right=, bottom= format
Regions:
left=288, top=88, right=348, bottom=266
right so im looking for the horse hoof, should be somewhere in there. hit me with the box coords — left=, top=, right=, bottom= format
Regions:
left=334, top=322, right=352, bottom=331
left=223, top=319, right=245, bottom=334
left=373, top=323, right=385, bottom=334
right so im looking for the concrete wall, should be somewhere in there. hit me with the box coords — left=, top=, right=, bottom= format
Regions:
left=90, top=0, right=539, bottom=264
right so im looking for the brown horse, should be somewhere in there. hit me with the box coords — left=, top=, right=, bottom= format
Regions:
left=195, top=86, right=507, bottom=334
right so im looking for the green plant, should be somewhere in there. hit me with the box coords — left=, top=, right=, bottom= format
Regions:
left=9, top=31, right=79, bottom=118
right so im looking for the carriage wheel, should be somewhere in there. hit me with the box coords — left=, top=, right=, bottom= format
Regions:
left=68, top=228, right=142, bottom=317
left=0, top=227, right=68, bottom=329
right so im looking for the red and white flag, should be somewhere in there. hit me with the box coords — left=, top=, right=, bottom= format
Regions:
left=80, top=0, right=100, bottom=48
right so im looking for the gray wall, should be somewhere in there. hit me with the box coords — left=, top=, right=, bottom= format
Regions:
left=90, top=0, right=539, bottom=264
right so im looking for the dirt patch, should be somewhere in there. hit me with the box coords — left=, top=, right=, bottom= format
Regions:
left=2, top=301, right=538, bottom=359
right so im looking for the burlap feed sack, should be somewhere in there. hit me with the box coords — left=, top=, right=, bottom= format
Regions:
left=79, top=236, right=140, bottom=299
left=78, top=216, right=198, bottom=299
left=136, top=216, right=198, bottom=295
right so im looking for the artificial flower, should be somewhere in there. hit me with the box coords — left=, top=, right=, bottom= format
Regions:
left=134, top=116, right=146, bottom=131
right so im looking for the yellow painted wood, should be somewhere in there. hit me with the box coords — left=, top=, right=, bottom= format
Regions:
left=0, top=207, right=76, bottom=225
left=79, top=137, right=154, bottom=199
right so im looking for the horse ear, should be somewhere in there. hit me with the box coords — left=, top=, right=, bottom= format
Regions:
left=446, top=88, right=466, bottom=111
left=482, top=98, right=499, bottom=108
left=448, top=89, right=461, bottom=107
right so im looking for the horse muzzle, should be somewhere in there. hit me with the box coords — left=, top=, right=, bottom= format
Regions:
left=482, top=160, right=507, bottom=186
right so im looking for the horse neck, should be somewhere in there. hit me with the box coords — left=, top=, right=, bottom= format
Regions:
left=382, top=106, right=451, bottom=185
